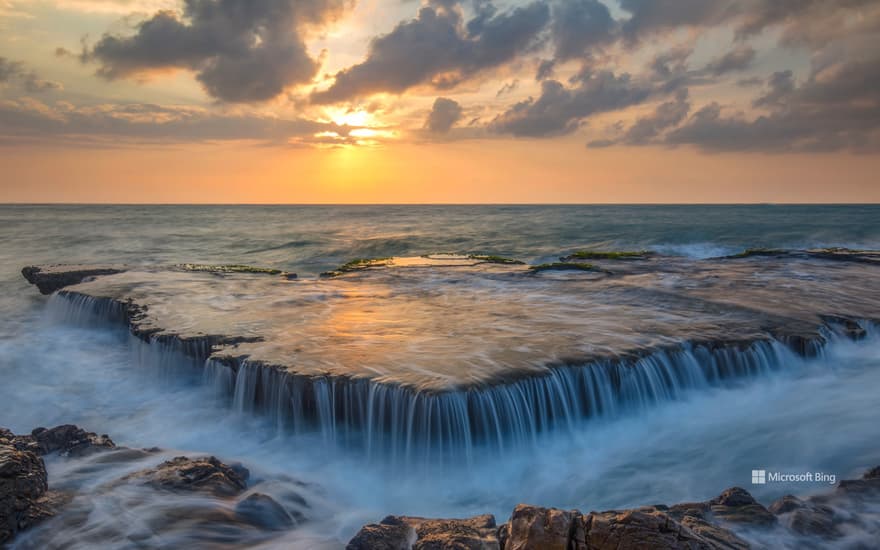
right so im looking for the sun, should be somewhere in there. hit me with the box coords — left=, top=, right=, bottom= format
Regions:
left=329, top=109, right=372, bottom=128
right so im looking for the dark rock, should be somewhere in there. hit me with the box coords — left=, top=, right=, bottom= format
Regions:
left=836, top=466, right=880, bottom=497
left=769, top=495, right=837, bottom=537
left=707, top=487, right=776, bottom=527
left=28, top=425, right=115, bottom=457
left=348, top=514, right=498, bottom=550
left=234, top=492, right=294, bottom=530
left=125, top=456, right=249, bottom=497
left=678, top=514, right=750, bottom=550
left=407, top=514, right=498, bottom=550
left=21, top=266, right=124, bottom=294
left=584, top=508, right=717, bottom=550
left=347, top=518, right=416, bottom=550
left=504, top=504, right=576, bottom=550
left=0, top=432, right=51, bottom=543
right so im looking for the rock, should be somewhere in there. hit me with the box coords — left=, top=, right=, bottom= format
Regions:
left=0, top=432, right=51, bottom=543
left=707, top=487, right=776, bottom=527
left=768, top=495, right=837, bottom=537
left=347, top=514, right=499, bottom=550
left=347, top=516, right=416, bottom=550
left=28, top=425, right=115, bottom=457
left=126, top=456, right=249, bottom=497
left=503, top=504, right=577, bottom=550
left=584, top=508, right=716, bottom=550
left=21, top=265, right=124, bottom=294
left=836, top=464, right=880, bottom=497
left=234, top=492, right=294, bottom=530
left=406, top=514, right=499, bottom=550
left=678, top=515, right=750, bottom=550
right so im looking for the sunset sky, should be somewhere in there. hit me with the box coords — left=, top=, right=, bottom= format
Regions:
left=1, top=0, right=878, bottom=203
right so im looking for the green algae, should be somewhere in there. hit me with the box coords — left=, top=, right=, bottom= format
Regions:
left=564, top=250, right=651, bottom=260
left=529, top=262, right=602, bottom=272
left=467, top=254, right=525, bottom=265
left=177, top=264, right=283, bottom=275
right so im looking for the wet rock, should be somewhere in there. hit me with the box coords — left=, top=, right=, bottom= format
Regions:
left=769, top=495, right=837, bottom=537
left=347, top=516, right=416, bottom=550
left=503, top=504, right=577, bottom=550
left=835, top=465, right=880, bottom=497
left=407, top=514, right=499, bottom=549
left=677, top=515, right=749, bottom=550
left=0, top=432, right=51, bottom=543
left=28, top=425, right=115, bottom=457
left=347, top=514, right=499, bottom=550
left=585, top=508, right=718, bottom=550
left=126, top=456, right=249, bottom=497
left=234, top=492, right=295, bottom=530
left=21, top=265, right=124, bottom=294
left=707, top=487, right=776, bottom=527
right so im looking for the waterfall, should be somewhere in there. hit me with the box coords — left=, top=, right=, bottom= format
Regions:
left=45, top=290, right=873, bottom=466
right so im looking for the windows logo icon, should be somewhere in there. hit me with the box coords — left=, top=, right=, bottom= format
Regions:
left=751, top=470, right=766, bottom=485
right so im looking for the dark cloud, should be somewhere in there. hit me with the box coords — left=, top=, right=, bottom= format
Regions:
left=615, top=88, right=691, bottom=145
left=488, top=69, right=657, bottom=137
left=424, top=97, right=463, bottom=133
left=496, top=79, right=518, bottom=97
left=752, top=70, right=794, bottom=108
left=311, top=1, right=549, bottom=104
left=648, top=46, right=692, bottom=79
left=666, top=55, right=880, bottom=152
left=703, top=45, right=756, bottom=76
left=0, top=57, right=62, bottom=93
left=620, top=0, right=732, bottom=41
left=83, top=0, right=350, bottom=103
left=0, top=97, right=350, bottom=146
left=535, top=59, right=555, bottom=81
left=551, top=0, right=616, bottom=61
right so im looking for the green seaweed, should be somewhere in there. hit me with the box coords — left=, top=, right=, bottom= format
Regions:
left=529, top=262, right=601, bottom=272
left=320, top=257, right=392, bottom=277
left=564, top=250, right=650, bottom=260
left=177, top=263, right=282, bottom=275
left=467, top=254, right=525, bottom=265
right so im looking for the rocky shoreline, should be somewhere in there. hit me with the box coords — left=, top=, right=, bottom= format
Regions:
left=347, top=468, right=880, bottom=549
left=3, top=424, right=879, bottom=548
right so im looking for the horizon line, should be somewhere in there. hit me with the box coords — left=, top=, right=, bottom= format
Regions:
left=2, top=202, right=880, bottom=207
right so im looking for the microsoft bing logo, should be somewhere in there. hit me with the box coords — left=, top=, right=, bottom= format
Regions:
left=751, top=470, right=766, bottom=485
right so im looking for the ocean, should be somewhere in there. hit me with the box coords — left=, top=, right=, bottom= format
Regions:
left=1, top=204, right=880, bottom=548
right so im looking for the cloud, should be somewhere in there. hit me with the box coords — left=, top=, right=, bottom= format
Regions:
left=0, top=57, right=63, bottom=93
left=590, top=88, right=690, bottom=147
left=495, top=79, right=518, bottom=97
left=488, top=69, right=659, bottom=137
left=424, top=97, right=462, bottom=133
left=550, top=0, right=616, bottom=61
left=310, top=1, right=550, bottom=104
left=619, top=0, right=732, bottom=41
left=82, top=0, right=350, bottom=103
left=0, top=97, right=352, bottom=146
left=666, top=55, right=880, bottom=152
left=703, top=45, right=756, bottom=76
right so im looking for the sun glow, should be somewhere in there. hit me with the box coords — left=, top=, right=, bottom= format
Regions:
left=329, top=108, right=373, bottom=127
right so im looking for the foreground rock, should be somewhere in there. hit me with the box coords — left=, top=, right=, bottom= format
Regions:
left=0, top=430, right=50, bottom=543
left=2, top=426, right=310, bottom=547
left=349, top=465, right=880, bottom=549
left=124, top=455, right=250, bottom=497
left=347, top=514, right=499, bottom=550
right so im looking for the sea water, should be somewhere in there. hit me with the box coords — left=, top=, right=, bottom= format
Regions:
left=1, top=204, right=879, bottom=548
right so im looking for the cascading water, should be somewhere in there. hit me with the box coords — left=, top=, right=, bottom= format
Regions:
left=45, top=290, right=872, bottom=469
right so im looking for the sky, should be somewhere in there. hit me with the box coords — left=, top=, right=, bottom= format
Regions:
left=0, top=0, right=879, bottom=203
